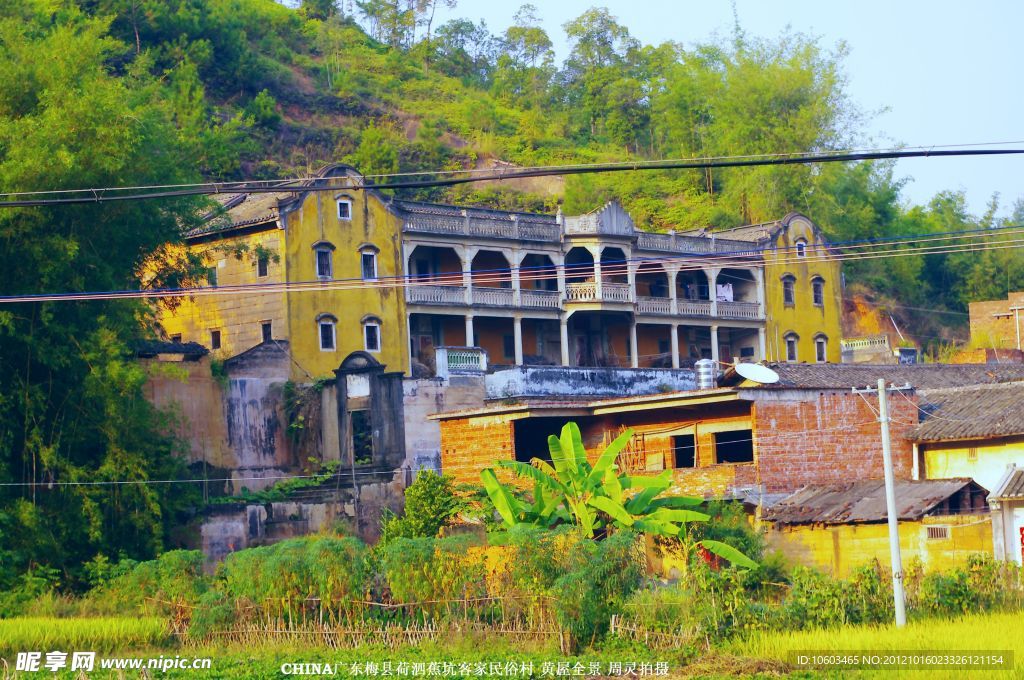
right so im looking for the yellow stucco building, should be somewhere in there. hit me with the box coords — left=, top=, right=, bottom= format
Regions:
left=158, top=165, right=409, bottom=381
left=695, top=213, right=843, bottom=363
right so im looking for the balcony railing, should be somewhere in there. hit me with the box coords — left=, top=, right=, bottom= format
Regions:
left=521, top=289, right=561, bottom=309
left=636, top=231, right=758, bottom=255
left=434, top=346, right=487, bottom=378
left=564, top=281, right=632, bottom=303
left=677, top=300, right=713, bottom=317
left=473, top=286, right=514, bottom=307
left=403, top=214, right=560, bottom=242
left=635, top=296, right=672, bottom=315
left=717, top=301, right=763, bottom=320
left=406, top=284, right=466, bottom=305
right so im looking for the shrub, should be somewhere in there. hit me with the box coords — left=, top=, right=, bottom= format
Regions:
left=380, top=471, right=461, bottom=544
left=380, top=535, right=487, bottom=621
left=88, top=551, right=207, bottom=616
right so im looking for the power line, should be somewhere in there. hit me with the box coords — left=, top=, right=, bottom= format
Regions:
left=2, top=148, right=1024, bottom=208
left=3, top=222, right=1024, bottom=304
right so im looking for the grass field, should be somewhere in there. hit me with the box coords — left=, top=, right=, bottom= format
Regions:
left=1, top=612, right=1022, bottom=678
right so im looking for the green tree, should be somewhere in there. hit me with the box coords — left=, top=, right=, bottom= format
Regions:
left=347, top=123, right=400, bottom=178
left=0, top=2, right=216, bottom=588
left=380, top=470, right=461, bottom=543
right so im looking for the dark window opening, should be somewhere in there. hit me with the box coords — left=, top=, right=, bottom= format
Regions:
left=672, top=434, right=696, bottom=468
left=316, top=249, right=333, bottom=278
left=782, top=277, right=795, bottom=305
left=658, top=339, right=670, bottom=354
left=714, top=430, right=754, bottom=464
left=364, top=323, right=380, bottom=352
left=170, top=334, right=182, bottom=343
left=337, top=200, right=352, bottom=220
left=261, top=322, right=272, bottom=343
left=351, top=410, right=373, bottom=464
left=361, top=252, right=377, bottom=280
left=503, top=334, right=514, bottom=359
left=257, top=256, right=269, bottom=277
left=812, top=278, right=824, bottom=305
left=319, top=322, right=335, bottom=350
left=210, top=330, right=221, bottom=350
left=207, top=267, right=218, bottom=287
left=513, top=417, right=575, bottom=464
left=785, top=335, right=799, bottom=362
left=740, top=346, right=755, bottom=358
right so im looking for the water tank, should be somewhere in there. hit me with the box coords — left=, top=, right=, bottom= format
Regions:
left=695, top=358, right=716, bottom=389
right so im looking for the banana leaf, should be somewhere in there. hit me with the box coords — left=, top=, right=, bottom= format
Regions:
left=698, top=539, right=758, bottom=569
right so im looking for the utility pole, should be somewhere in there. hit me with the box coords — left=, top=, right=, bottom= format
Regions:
left=853, top=379, right=910, bottom=627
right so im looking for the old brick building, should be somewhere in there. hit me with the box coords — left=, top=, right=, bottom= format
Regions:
left=969, top=290, right=1024, bottom=350
left=434, top=363, right=1024, bottom=501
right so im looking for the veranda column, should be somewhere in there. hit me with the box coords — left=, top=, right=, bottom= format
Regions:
left=758, top=327, right=767, bottom=362
left=513, top=316, right=524, bottom=366
left=671, top=323, right=680, bottom=369
left=629, top=318, right=639, bottom=368
left=710, top=325, right=720, bottom=366
left=465, top=315, right=475, bottom=348
left=560, top=316, right=570, bottom=366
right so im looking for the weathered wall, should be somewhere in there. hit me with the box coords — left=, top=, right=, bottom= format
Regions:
left=486, top=366, right=697, bottom=400
left=949, top=348, right=1024, bottom=364
left=439, top=413, right=519, bottom=485
left=283, top=187, right=408, bottom=381
left=749, top=389, right=918, bottom=493
left=766, top=515, right=993, bottom=577
left=763, top=215, right=843, bottom=363
left=969, top=292, right=1024, bottom=349
left=403, top=376, right=486, bottom=471
left=157, top=232, right=289, bottom=359
left=197, top=474, right=405, bottom=567
left=921, top=436, right=1024, bottom=492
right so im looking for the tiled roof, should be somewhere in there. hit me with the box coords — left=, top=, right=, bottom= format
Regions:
left=390, top=199, right=558, bottom=224
left=763, top=478, right=985, bottom=525
left=187, top=191, right=298, bottom=237
left=759, top=363, right=1024, bottom=390
left=906, top=381, right=1024, bottom=442
left=991, top=466, right=1024, bottom=501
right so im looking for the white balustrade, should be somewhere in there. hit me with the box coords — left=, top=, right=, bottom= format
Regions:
left=677, top=300, right=713, bottom=317
left=434, top=346, right=487, bottom=378
left=635, top=296, right=672, bottom=315
left=473, top=286, right=515, bottom=307
left=717, top=301, right=763, bottom=320
left=520, top=289, right=562, bottom=309
left=602, top=283, right=632, bottom=302
left=406, top=284, right=467, bottom=305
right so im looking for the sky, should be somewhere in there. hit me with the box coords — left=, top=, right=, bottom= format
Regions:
left=430, top=0, right=1024, bottom=218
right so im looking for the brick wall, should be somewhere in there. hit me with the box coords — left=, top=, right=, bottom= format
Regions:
left=439, top=414, right=517, bottom=485
left=753, top=390, right=918, bottom=493
left=969, top=292, right=1024, bottom=349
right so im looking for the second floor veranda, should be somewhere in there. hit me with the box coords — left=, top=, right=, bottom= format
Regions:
left=404, top=243, right=765, bottom=322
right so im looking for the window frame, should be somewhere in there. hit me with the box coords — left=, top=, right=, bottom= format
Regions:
left=363, top=321, right=381, bottom=353
left=781, top=275, right=796, bottom=306
left=795, top=239, right=807, bottom=258
left=784, top=332, right=799, bottom=363
left=318, top=318, right=337, bottom=351
left=209, top=329, right=221, bottom=350
left=811, top=276, right=825, bottom=306
left=260, top=321, right=272, bottom=344
left=313, top=243, right=335, bottom=279
left=336, top=198, right=353, bottom=221
left=360, top=250, right=378, bottom=280
left=256, top=255, right=269, bottom=278
left=815, top=335, right=828, bottom=363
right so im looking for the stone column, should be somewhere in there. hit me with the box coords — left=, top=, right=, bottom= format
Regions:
left=513, top=316, right=524, bottom=366
left=462, top=246, right=476, bottom=306
left=667, top=264, right=680, bottom=315
left=590, top=246, right=603, bottom=300
left=758, top=327, right=767, bottom=362
left=511, top=250, right=522, bottom=307
left=707, top=266, right=720, bottom=318
left=560, top=316, right=570, bottom=366
left=710, top=324, right=720, bottom=366
left=629, top=318, right=639, bottom=368
left=671, top=324, right=680, bottom=369
left=465, top=315, right=474, bottom=348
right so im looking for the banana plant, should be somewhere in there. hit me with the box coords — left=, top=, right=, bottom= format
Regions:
left=480, top=422, right=756, bottom=569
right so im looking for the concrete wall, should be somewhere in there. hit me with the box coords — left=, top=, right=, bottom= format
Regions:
left=763, top=215, right=843, bottom=363
left=766, top=514, right=993, bottom=577
left=486, top=366, right=697, bottom=400
left=403, top=376, right=486, bottom=472
left=198, top=473, right=406, bottom=567
left=922, top=436, right=1024, bottom=492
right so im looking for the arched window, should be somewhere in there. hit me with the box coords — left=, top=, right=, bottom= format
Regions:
left=362, top=315, right=382, bottom=353
left=781, top=274, right=796, bottom=305
left=359, top=244, right=379, bottom=280
left=317, top=313, right=337, bottom=351
left=814, top=334, right=828, bottom=363
left=795, top=238, right=807, bottom=258
left=812, top=276, right=825, bottom=306
left=312, top=241, right=335, bottom=279
left=784, top=332, right=799, bottom=363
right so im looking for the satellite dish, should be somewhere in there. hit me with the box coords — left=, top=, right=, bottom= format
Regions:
left=734, top=362, right=780, bottom=384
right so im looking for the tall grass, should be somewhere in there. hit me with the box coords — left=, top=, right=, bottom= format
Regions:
left=731, top=611, right=1024, bottom=679
left=0, top=617, right=173, bottom=655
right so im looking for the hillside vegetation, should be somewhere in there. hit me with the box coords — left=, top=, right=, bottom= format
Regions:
left=1, top=0, right=1023, bottom=585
